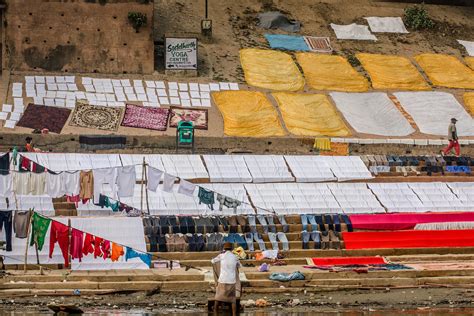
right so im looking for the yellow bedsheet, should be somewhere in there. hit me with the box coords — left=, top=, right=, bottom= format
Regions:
left=466, top=57, right=474, bottom=71
left=239, top=48, right=305, bottom=91
left=296, top=53, right=369, bottom=92
left=212, top=91, right=286, bottom=137
left=272, top=92, right=350, bottom=137
left=357, top=53, right=430, bottom=90
left=414, top=54, right=474, bottom=89
left=464, top=92, right=474, bottom=116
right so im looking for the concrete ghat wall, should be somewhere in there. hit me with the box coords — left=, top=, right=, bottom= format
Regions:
left=0, top=133, right=474, bottom=156
left=4, top=0, right=154, bottom=74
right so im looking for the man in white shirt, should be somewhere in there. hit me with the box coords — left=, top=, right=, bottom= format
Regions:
left=211, top=242, right=241, bottom=316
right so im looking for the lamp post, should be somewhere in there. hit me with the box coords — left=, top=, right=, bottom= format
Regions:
left=201, top=0, right=212, bottom=38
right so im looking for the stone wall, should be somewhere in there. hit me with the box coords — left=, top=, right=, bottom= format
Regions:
left=4, top=0, right=154, bottom=74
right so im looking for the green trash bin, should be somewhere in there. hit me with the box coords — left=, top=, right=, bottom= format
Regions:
left=176, top=121, right=195, bottom=152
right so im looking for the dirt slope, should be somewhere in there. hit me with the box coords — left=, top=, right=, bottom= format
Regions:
left=154, top=0, right=474, bottom=82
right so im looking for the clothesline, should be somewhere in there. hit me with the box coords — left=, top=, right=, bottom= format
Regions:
left=30, top=210, right=207, bottom=272
left=10, top=154, right=277, bottom=215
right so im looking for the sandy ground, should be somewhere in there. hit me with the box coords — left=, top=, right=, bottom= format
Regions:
left=1, top=288, right=474, bottom=314
left=0, top=0, right=473, bottom=142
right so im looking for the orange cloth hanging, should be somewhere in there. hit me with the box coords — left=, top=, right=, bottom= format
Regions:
left=111, top=243, right=124, bottom=262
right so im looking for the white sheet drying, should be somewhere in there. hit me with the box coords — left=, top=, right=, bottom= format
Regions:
left=330, top=23, right=377, bottom=40
left=93, top=168, right=118, bottom=203
left=116, top=166, right=136, bottom=198
left=365, top=17, right=408, bottom=33
left=147, top=167, right=163, bottom=192
left=458, top=40, right=474, bottom=57
left=393, top=92, right=474, bottom=136
left=330, top=92, right=415, bottom=136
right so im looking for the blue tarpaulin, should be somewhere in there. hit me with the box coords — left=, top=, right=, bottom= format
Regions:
left=265, top=34, right=309, bottom=51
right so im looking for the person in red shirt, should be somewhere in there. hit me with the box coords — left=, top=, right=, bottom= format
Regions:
left=25, top=137, right=41, bottom=152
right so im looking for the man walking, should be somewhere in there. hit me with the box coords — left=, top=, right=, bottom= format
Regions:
left=442, top=118, right=460, bottom=157
left=211, top=242, right=241, bottom=316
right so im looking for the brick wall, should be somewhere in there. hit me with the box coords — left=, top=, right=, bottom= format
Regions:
left=4, top=0, right=154, bottom=74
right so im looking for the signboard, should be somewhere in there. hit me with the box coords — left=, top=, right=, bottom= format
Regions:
left=165, top=37, right=198, bottom=70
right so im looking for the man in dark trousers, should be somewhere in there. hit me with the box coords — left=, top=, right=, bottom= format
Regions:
left=442, top=118, right=460, bottom=157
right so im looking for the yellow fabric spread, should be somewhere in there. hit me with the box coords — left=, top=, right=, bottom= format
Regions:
left=212, top=91, right=286, bottom=137
left=314, top=138, right=332, bottom=151
left=414, top=54, right=474, bottom=89
left=464, top=92, right=474, bottom=116
left=466, top=57, right=474, bottom=71
left=239, top=48, right=305, bottom=91
left=357, top=53, right=430, bottom=90
left=296, top=53, right=369, bottom=92
left=272, top=92, right=350, bottom=137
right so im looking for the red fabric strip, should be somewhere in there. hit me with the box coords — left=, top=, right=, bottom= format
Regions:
left=343, top=230, right=474, bottom=249
left=349, top=213, right=474, bottom=230
left=311, top=256, right=386, bottom=266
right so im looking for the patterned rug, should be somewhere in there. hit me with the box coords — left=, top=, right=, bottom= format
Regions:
left=69, top=103, right=122, bottom=131
left=121, top=104, right=170, bottom=131
left=169, top=107, right=208, bottom=130
left=17, top=104, right=71, bottom=134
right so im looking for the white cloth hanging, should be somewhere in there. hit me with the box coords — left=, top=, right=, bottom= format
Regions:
left=177, top=180, right=196, bottom=197
left=93, top=168, right=118, bottom=204
left=161, top=173, right=176, bottom=193
left=0, top=174, right=12, bottom=197
left=28, top=173, right=46, bottom=195
left=46, top=172, right=64, bottom=198
left=61, top=172, right=80, bottom=196
left=13, top=172, right=30, bottom=195
left=147, top=167, right=163, bottom=192
left=116, top=166, right=136, bottom=198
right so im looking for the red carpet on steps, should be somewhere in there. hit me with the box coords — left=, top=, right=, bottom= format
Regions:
left=349, top=213, right=474, bottom=230
left=342, top=230, right=474, bottom=249
left=311, top=256, right=386, bottom=266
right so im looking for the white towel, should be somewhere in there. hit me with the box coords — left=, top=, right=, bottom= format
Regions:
left=177, top=180, right=196, bottom=197
left=161, top=173, right=176, bottom=193
left=93, top=168, right=118, bottom=203
left=147, top=167, right=163, bottom=192
left=61, top=172, right=80, bottom=196
left=116, top=166, right=136, bottom=198
left=0, top=174, right=12, bottom=197
left=28, top=173, right=46, bottom=195
left=46, top=172, right=64, bottom=198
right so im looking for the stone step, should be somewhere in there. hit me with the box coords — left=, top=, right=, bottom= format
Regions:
left=53, top=202, right=76, bottom=210
left=149, top=248, right=474, bottom=261
left=0, top=280, right=211, bottom=291
left=146, top=231, right=334, bottom=243
left=0, top=288, right=118, bottom=298
left=55, top=209, right=78, bottom=216
left=147, top=240, right=343, bottom=253
left=245, top=268, right=474, bottom=280
left=147, top=224, right=349, bottom=235
left=3, top=273, right=205, bottom=283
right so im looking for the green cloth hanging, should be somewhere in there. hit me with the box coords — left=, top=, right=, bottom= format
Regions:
left=198, top=187, right=215, bottom=210
left=29, top=213, right=52, bottom=251
left=105, top=196, right=120, bottom=212
left=12, top=147, right=18, bottom=166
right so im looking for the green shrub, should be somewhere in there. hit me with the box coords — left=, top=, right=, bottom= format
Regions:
left=404, top=5, right=434, bottom=30
left=128, top=12, right=147, bottom=33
